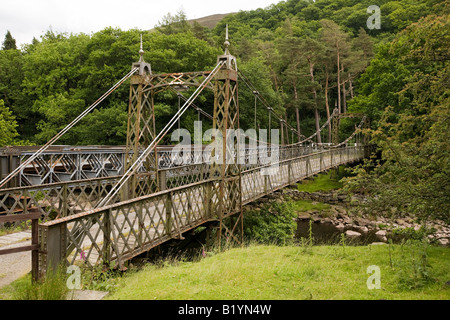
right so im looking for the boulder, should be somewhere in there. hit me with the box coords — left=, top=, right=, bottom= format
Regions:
left=376, top=230, right=387, bottom=237
left=346, top=230, right=362, bottom=237
left=357, top=226, right=369, bottom=233
left=336, top=223, right=345, bottom=231
left=375, top=230, right=388, bottom=242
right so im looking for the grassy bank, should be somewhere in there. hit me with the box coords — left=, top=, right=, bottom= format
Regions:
left=107, top=244, right=449, bottom=300
left=297, top=168, right=345, bottom=193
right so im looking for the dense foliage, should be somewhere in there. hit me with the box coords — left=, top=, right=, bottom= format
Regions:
left=0, top=28, right=221, bottom=145
left=344, top=13, right=449, bottom=224
left=244, top=201, right=298, bottom=245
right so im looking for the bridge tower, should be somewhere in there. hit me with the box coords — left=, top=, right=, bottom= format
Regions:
left=123, top=30, right=244, bottom=248
left=209, top=26, right=243, bottom=249
left=124, top=36, right=157, bottom=200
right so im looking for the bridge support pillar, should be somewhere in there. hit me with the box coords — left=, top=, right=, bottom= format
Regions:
left=209, top=26, right=243, bottom=250
left=123, top=37, right=159, bottom=201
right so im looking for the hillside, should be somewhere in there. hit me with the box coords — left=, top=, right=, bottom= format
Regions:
left=188, top=13, right=235, bottom=29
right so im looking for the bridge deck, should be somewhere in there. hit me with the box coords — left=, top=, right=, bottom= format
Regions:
left=36, top=146, right=365, bottom=273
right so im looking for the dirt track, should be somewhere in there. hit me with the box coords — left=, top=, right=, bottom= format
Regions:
left=0, top=231, right=32, bottom=289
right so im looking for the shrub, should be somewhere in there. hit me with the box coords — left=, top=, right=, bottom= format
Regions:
left=244, top=200, right=297, bottom=245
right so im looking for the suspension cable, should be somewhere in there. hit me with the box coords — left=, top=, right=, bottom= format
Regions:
left=0, top=67, right=139, bottom=190
left=238, top=70, right=305, bottom=140
left=331, top=116, right=367, bottom=148
left=168, top=87, right=213, bottom=121
left=238, top=70, right=340, bottom=146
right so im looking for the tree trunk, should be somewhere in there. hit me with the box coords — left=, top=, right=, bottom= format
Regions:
left=284, top=113, right=289, bottom=145
left=309, top=57, right=321, bottom=144
left=336, top=43, right=341, bottom=114
left=293, top=78, right=301, bottom=141
left=295, top=107, right=301, bottom=142
left=325, top=70, right=332, bottom=143
left=349, top=73, right=354, bottom=99
left=342, top=64, right=347, bottom=114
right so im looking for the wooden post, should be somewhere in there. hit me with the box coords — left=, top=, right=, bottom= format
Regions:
left=62, top=184, right=68, bottom=217
left=205, top=181, right=212, bottom=220
left=31, top=214, right=39, bottom=282
left=158, top=170, right=167, bottom=191
left=103, top=209, right=112, bottom=265
left=165, top=193, right=173, bottom=237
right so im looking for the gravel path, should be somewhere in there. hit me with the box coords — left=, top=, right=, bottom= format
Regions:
left=0, top=231, right=32, bottom=289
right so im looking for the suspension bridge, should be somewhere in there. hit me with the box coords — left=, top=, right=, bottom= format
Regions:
left=0, top=28, right=370, bottom=280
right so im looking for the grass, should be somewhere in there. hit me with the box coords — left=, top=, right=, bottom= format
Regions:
left=106, top=244, right=450, bottom=300
left=297, top=169, right=345, bottom=193
left=0, top=269, right=69, bottom=300
left=291, top=200, right=331, bottom=213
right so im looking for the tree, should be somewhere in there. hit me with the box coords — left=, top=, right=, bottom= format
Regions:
left=300, top=36, right=326, bottom=144
left=344, top=14, right=450, bottom=224
left=156, top=10, right=191, bottom=35
left=0, top=99, right=19, bottom=146
left=238, top=56, right=284, bottom=132
left=277, top=18, right=304, bottom=140
left=320, top=19, right=351, bottom=115
left=2, top=30, right=17, bottom=50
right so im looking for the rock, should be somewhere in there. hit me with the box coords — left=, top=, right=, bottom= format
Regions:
left=337, top=206, right=347, bottom=213
left=321, top=218, right=332, bottom=224
left=438, top=238, right=449, bottom=246
left=346, top=230, right=362, bottom=237
left=359, top=218, right=373, bottom=227
left=297, top=214, right=310, bottom=221
left=357, top=226, right=369, bottom=233
left=336, top=223, right=345, bottom=231
left=375, top=230, right=387, bottom=242
left=370, top=242, right=387, bottom=246
left=376, top=230, right=387, bottom=237
left=343, top=217, right=353, bottom=225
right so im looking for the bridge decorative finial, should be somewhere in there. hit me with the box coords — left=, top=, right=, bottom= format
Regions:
left=224, top=24, right=230, bottom=55
left=139, top=34, right=145, bottom=62
left=217, top=24, right=237, bottom=72
left=132, top=34, right=152, bottom=76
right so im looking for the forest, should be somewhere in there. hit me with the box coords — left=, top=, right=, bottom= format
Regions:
left=0, top=0, right=448, bottom=222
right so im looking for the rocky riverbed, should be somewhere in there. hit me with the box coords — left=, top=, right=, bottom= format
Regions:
left=244, top=186, right=450, bottom=246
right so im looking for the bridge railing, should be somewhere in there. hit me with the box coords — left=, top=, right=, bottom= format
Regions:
left=36, top=145, right=366, bottom=277
left=0, top=144, right=365, bottom=230
left=0, top=176, right=120, bottom=229
left=38, top=179, right=221, bottom=275
left=241, top=145, right=365, bottom=204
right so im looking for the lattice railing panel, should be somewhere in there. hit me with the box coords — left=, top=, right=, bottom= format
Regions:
left=0, top=177, right=119, bottom=229
left=65, top=212, right=110, bottom=267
